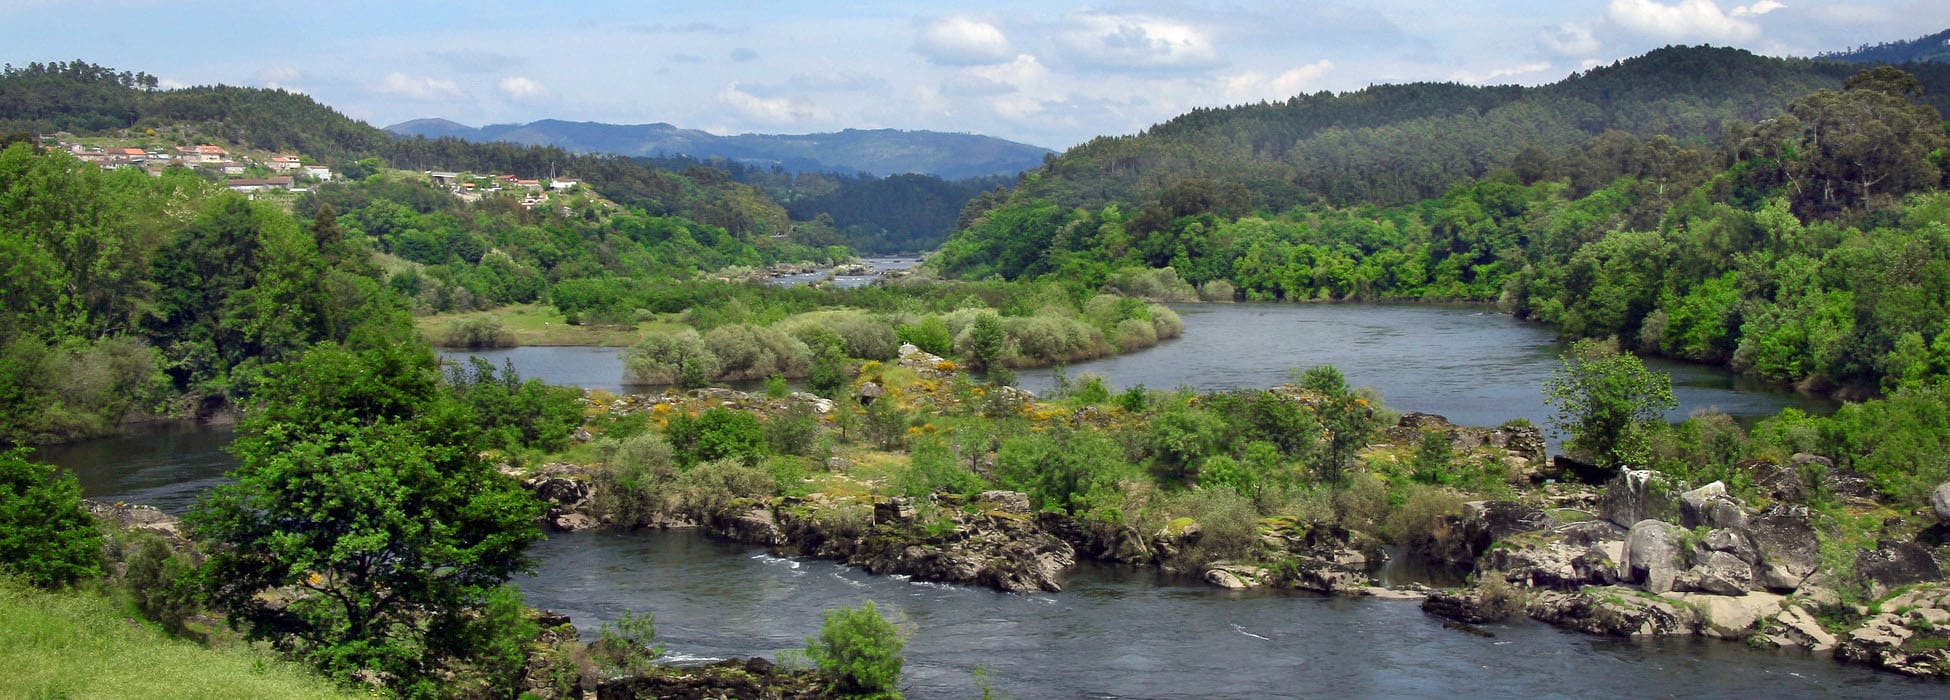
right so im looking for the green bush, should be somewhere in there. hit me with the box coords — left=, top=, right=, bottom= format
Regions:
left=894, top=438, right=986, bottom=498
left=805, top=600, right=904, bottom=697
left=766, top=401, right=823, bottom=456
left=593, top=433, right=680, bottom=527
left=589, top=610, right=663, bottom=676
left=0, top=449, right=101, bottom=588
left=704, top=324, right=811, bottom=380
left=439, top=314, right=515, bottom=349
left=676, top=458, right=778, bottom=514
left=666, top=407, right=770, bottom=468
left=895, top=316, right=952, bottom=356
left=826, top=313, right=901, bottom=361
left=116, top=534, right=199, bottom=635
left=624, top=330, right=721, bottom=388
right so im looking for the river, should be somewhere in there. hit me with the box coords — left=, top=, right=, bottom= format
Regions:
left=40, top=303, right=1909, bottom=699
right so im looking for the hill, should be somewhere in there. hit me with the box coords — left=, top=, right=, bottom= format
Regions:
left=1005, top=46, right=1950, bottom=212
left=1823, top=28, right=1950, bottom=65
left=385, top=118, right=1053, bottom=180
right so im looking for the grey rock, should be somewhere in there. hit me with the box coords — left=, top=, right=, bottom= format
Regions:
left=1855, top=540, right=1944, bottom=591
left=1624, top=520, right=1684, bottom=594
left=976, top=490, right=1033, bottom=514
left=1679, top=481, right=1750, bottom=530
left=1748, top=504, right=1820, bottom=591
left=1702, top=528, right=1759, bottom=565
left=1933, top=482, right=1950, bottom=524
left=1676, top=551, right=1755, bottom=596
left=1601, top=470, right=1680, bottom=528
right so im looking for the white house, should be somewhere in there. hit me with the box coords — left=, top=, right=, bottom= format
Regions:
left=549, top=178, right=579, bottom=191
left=303, top=165, right=333, bottom=181
left=268, top=155, right=302, bottom=171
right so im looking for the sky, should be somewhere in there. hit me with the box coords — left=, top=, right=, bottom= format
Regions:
left=5, top=1, right=1947, bottom=149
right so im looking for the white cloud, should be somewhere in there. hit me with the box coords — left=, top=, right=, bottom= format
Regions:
left=717, top=83, right=825, bottom=125
left=498, top=76, right=550, bottom=101
left=1731, top=1, right=1785, bottom=17
left=1057, top=12, right=1220, bottom=72
left=1537, top=22, right=1601, bottom=56
left=1606, top=0, right=1761, bottom=42
left=1221, top=60, right=1333, bottom=103
left=913, top=16, right=1013, bottom=66
left=373, top=72, right=463, bottom=100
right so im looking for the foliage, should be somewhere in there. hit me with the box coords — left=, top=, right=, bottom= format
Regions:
left=666, top=407, right=770, bottom=468
left=188, top=342, right=542, bottom=689
left=589, top=610, right=664, bottom=676
left=805, top=600, right=904, bottom=698
left=113, top=532, right=200, bottom=635
left=0, top=449, right=102, bottom=588
left=996, top=428, right=1135, bottom=516
left=445, top=357, right=584, bottom=452
left=1544, top=338, right=1678, bottom=467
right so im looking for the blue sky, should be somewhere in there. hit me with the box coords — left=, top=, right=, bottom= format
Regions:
left=5, top=1, right=1945, bottom=148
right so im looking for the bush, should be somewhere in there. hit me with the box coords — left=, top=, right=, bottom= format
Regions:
left=117, top=534, right=199, bottom=635
left=676, top=458, right=778, bottom=514
left=704, top=324, right=811, bottom=380
left=1103, top=267, right=1197, bottom=302
left=1157, top=488, right=1258, bottom=571
left=1382, top=483, right=1467, bottom=546
left=0, top=449, right=101, bottom=588
left=439, top=314, right=515, bottom=348
left=805, top=601, right=904, bottom=697
left=624, top=330, right=721, bottom=388
left=826, top=314, right=901, bottom=361
left=666, top=407, right=770, bottom=468
left=896, top=316, right=952, bottom=356
left=588, top=610, right=664, bottom=677
left=894, top=438, right=986, bottom=498
left=766, top=401, right=823, bottom=456
left=1198, top=279, right=1236, bottom=302
left=593, top=433, right=680, bottom=527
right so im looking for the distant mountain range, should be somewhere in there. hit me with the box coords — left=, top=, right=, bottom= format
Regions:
left=383, top=118, right=1051, bottom=180
left=1823, top=28, right=1950, bottom=64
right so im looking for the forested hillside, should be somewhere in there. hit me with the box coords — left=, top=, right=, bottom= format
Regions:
left=0, top=61, right=985, bottom=252
left=1824, top=28, right=1950, bottom=65
left=386, top=118, right=1052, bottom=180
left=938, top=62, right=1950, bottom=397
left=1009, top=46, right=1950, bottom=211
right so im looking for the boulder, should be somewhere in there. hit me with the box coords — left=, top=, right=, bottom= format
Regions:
left=550, top=512, right=598, bottom=532
left=1468, top=501, right=1557, bottom=541
left=1747, top=503, right=1819, bottom=591
left=976, top=490, right=1033, bottom=515
left=1702, top=528, right=1758, bottom=565
left=1480, top=539, right=1620, bottom=590
left=873, top=497, right=917, bottom=525
left=1665, top=591, right=1783, bottom=639
left=525, top=476, right=589, bottom=507
left=1838, top=612, right=1950, bottom=678
left=1528, top=587, right=1695, bottom=637
left=1933, top=482, right=1950, bottom=524
left=1422, top=587, right=1519, bottom=624
left=714, top=508, right=785, bottom=546
left=1547, top=454, right=1616, bottom=484
left=1556, top=519, right=1628, bottom=547
left=1204, top=562, right=1270, bottom=589
left=1855, top=540, right=1944, bottom=592
left=1623, top=520, right=1685, bottom=594
left=1600, top=470, right=1680, bottom=528
left=1745, top=460, right=1806, bottom=503
left=1678, top=481, right=1750, bottom=530
left=1762, top=604, right=1838, bottom=652
left=1675, top=551, right=1754, bottom=596
left=1822, top=466, right=1880, bottom=505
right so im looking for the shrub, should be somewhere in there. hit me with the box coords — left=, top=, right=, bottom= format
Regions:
left=0, top=449, right=101, bottom=588
left=766, top=401, right=823, bottom=456
left=1382, top=484, right=1467, bottom=546
left=593, top=433, right=680, bottom=527
left=676, top=458, right=778, bottom=514
left=588, top=610, right=663, bottom=677
left=805, top=601, right=904, bottom=697
left=1198, top=279, right=1236, bottom=302
left=624, top=330, right=721, bottom=388
left=896, top=316, right=953, bottom=356
left=1111, top=318, right=1158, bottom=352
left=666, top=407, right=770, bottom=468
left=997, top=428, right=1135, bottom=515
left=1072, top=373, right=1112, bottom=405
left=1149, top=304, right=1185, bottom=339
left=440, top=314, right=515, bottom=348
left=764, top=373, right=790, bottom=398
left=1103, top=267, right=1197, bottom=302
left=1157, top=489, right=1258, bottom=571
left=827, top=314, right=901, bottom=361
left=704, top=324, right=811, bottom=380
left=895, top=438, right=986, bottom=498
left=117, top=534, right=199, bottom=635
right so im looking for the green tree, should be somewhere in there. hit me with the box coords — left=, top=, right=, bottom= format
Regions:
left=0, top=449, right=101, bottom=588
left=1543, top=338, right=1677, bottom=468
left=189, top=342, right=542, bottom=688
left=1295, top=366, right=1380, bottom=485
left=805, top=600, right=904, bottom=698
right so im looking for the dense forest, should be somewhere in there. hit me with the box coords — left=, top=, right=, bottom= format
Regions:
left=938, top=61, right=1950, bottom=398
left=1001, top=46, right=1950, bottom=212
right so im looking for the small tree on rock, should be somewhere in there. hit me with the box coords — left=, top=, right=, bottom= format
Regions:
left=805, top=600, right=904, bottom=698
left=1544, top=338, right=1677, bottom=468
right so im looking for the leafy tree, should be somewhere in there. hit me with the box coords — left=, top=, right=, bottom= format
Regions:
left=0, top=449, right=101, bottom=588
left=805, top=600, right=904, bottom=698
left=189, top=342, right=542, bottom=688
left=1295, top=366, right=1380, bottom=485
left=1543, top=338, right=1677, bottom=468
left=664, top=407, right=769, bottom=468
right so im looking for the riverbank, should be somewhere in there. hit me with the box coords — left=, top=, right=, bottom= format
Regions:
left=502, top=348, right=1949, bottom=682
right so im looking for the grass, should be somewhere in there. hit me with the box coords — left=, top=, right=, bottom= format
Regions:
left=0, top=578, right=360, bottom=699
left=417, top=303, right=684, bottom=347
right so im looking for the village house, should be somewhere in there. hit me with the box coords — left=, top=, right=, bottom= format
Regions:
left=427, top=171, right=461, bottom=188
left=225, top=175, right=294, bottom=193
left=177, top=145, right=228, bottom=164
left=219, top=161, right=247, bottom=175
left=549, top=178, right=579, bottom=191
left=303, top=164, right=333, bottom=181
left=268, top=155, right=302, bottom=172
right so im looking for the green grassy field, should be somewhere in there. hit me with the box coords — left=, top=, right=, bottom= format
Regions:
left=417, top=303, right=683, bottom=347
left=0, top=578, right=360, bottom=699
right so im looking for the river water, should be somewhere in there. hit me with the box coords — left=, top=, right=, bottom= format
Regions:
left=40, top=303, right=1908, bottom=699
